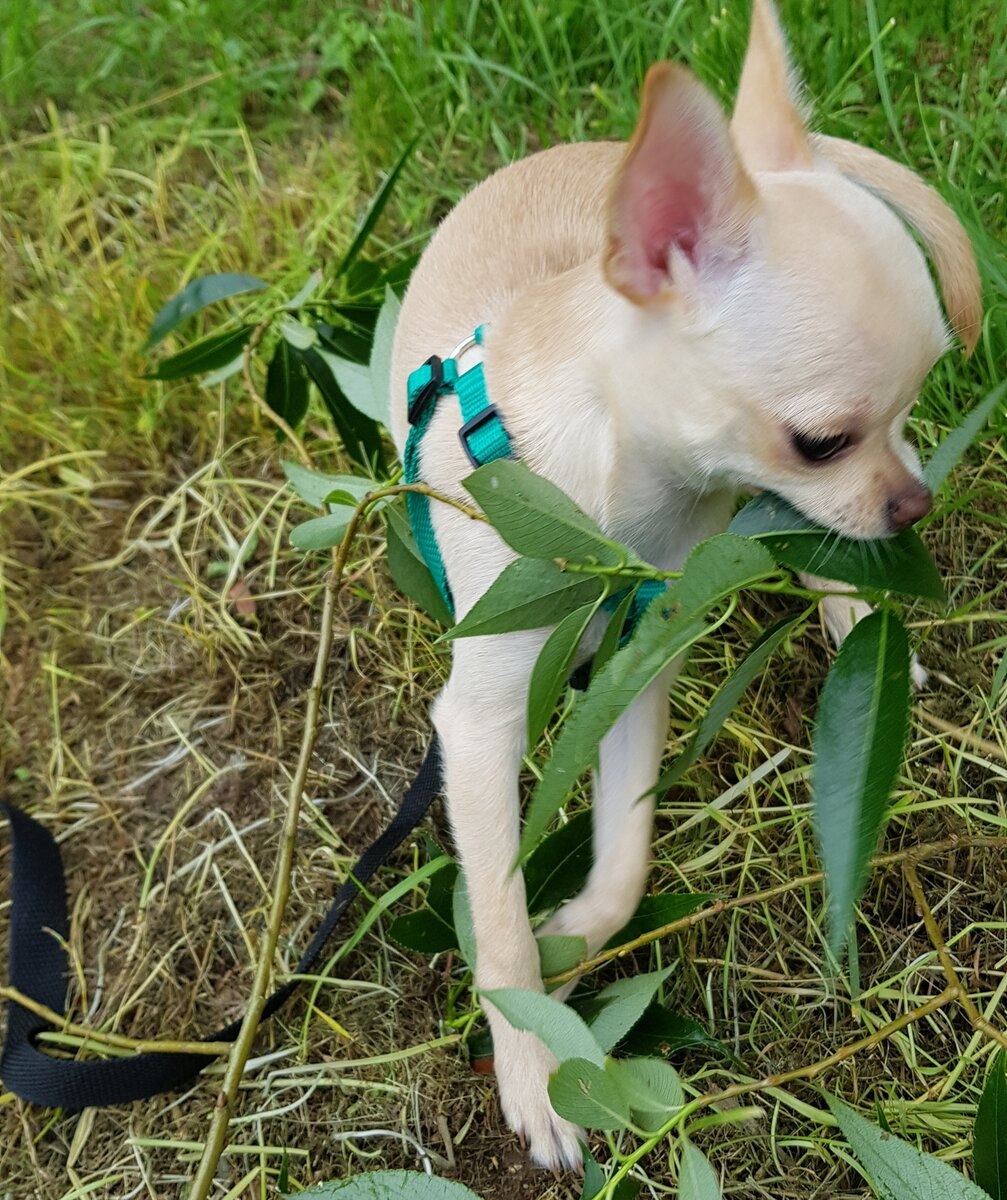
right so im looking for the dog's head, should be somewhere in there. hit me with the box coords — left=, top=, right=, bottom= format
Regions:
left=604, top=0, right=981, bottom=538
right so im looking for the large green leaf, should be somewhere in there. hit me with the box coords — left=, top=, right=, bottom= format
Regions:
left=521, top=536, right=776, bottom=856
left=145, top=272, right=265, bottom=348
left=538, top=935, right=588, bottom=978
left=974, top=1049, right=1007, bottom=1199
left=463, top=460, right=635, bottom=566
left=827, top=1093, right=990, bottom=1200
left=616, top=1004, right=717, bottom=1059
left=587, top=967, right=674, bottom=1054
left=282, top=462, right=375, bottom=511
left=290, top=1170, right=484, bottom=1199
left=527, top=601, right=600, bottom=748
left=581, top=1150, right=641, bottom=1200
left=524, top=811, right=594, bottom=914
left=387, top=907, right=458, bottom=955
left=925, top=380, right=1007, bottom=494
left=654, top=615, right=801, bottom=792
left=146, top=325, right=254, bottom=381
left=321, top=351, right=378, bottom=422
left=678, top=1140, right=724, bottom=1200
left=385, top=503, right=454, bottom=626
left=442, top=559, right=603, bottom=640
left=606, top=1057, right=683, bottom=1132
left=368, top=287, right=399, bottom=429
left=297, top=343, right=385, bottom=472
left=266, top=338, right=310, bottom=429
left=729, top=493, right=944, bottom=604
left=547, top=1058, right=632, bottom=1130
left=482, top=989, right=604, bottom=1066
left=812, top=609, right=910, bottom=956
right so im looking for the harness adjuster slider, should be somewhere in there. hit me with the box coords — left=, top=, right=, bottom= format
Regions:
left=458, top=404, right=504, bottom=468
left=407, top=356, right=443, bottom=426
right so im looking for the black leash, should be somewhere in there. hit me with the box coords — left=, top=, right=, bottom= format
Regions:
left=1, top=739, right=442, bottom=1110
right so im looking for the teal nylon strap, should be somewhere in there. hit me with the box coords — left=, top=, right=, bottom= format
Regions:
left=403, top=329, right=665, bottom=639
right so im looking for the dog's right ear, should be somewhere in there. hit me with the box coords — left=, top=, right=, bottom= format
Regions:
left=605, top=63, right=756, bottom=305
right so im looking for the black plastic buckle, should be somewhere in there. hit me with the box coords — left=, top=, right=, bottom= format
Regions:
left=408, top=356, right=443, bottom=426
left=458, top=405, right=503, bottom=469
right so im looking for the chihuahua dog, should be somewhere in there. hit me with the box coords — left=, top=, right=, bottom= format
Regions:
left=388, top=0, right=980, bottom=1169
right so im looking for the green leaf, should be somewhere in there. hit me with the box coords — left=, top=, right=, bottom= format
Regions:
left=320, top=350, right=380, bottom=422
left=679, top=1140, right=724, bottom=1200
left=289, top=511, right=355, bottom=551
left=425, top=859, right=459, bottom=925
left=523, top=534, right=776, bottom=855
left=282, top=269, right=323, bottom=312
left=605, top=893, right=714, bottom=948
left=729, top=493, right=945, bottom=604
left=827, top=1093, right=990, bottom=1200
left=974, top=1049, right=1007, bottom=1199
left=580, top=1149, right=641, bottom=1200
left=812, top=610, right=910, bottom=956
left=146, top=325, right=254, bottom=381
left=266, top=338, right=310, bottom=429
left=367, top=287, right=400, bottom=428
left=297, top=343, right=385, bottom=472
left=617, top=1004, right=717, bottom=1058
left=387, top=907, right=459, bottom=955
left=482, top=989, right=604, bottom=1066
left=337, top=137, right=419, bottom=277
left=654, top=615, right=801, bottom=792
left=463, top=460, right=634, bottom=566
left=547, top=1058, right=632, bottom=1130
left=538, top=935, right=588, bottom=979
left=588, top=967, right=675, bottom=1054
left=278, top=316, right=318, bottom=350
left=145, top=272, right=265, bottom=348
left=925, top=380, right=1007, bottom=494
left=384, top=503, right=454, bottom=626
left=606, top=1057, right=683, bottom=1132
left=452, top=872, right=477, bottom=969
left=290, top=1169, right=485, bottom=1199
left=442, top=559, right=603, bottom=640
left=281, top=462, right=374, bottom=511
left=524, top=812, right=594, bottom=914
left=527, top=601, right=599, bottom=748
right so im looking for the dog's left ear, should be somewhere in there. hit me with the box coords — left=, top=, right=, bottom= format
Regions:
left=605, top=63, right=757, bottom=305
left=731, top=0, right=815, bottom=173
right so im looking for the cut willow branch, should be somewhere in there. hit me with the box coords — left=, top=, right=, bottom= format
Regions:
left=600, top=986, right=960, bottom=1198
left=544, top=834, right=1007, bottom=987
left=904, top=861, right=1007, bottom=1052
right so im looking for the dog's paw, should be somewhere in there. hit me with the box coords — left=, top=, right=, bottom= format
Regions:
left=911, top=654, right=929, bottom=691
left=494, top=1030, right=584, bottom=1172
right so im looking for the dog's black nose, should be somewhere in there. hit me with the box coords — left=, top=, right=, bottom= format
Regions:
left=886, top=483, right=932, bottom=532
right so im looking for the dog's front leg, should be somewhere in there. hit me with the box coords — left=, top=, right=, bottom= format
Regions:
left=538, top=666, right=674, bottom=989
left=435, top=631, right=585, bottom=1171
left=803, top=574, right=928, bottom=688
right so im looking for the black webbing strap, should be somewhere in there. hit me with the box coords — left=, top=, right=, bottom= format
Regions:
left=0, top=739, right=442, bottom=1109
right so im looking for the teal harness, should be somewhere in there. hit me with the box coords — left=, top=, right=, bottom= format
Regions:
left=403, top=326, right=664, bottom=631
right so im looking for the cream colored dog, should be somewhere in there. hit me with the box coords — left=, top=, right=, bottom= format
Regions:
left=389, top=0, right=980, bottom=1170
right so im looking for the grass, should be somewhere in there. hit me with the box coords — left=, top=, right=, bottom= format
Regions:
left=1, top=0, right=1006, bottom=1196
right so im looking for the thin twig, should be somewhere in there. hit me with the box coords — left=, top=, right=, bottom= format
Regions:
left=904, top=862, right=1007, bottom=1051
left=601, top=986, right=960, bottom=1198
left=545, top=834, right=1007, bottom=986
left=0, top=986, right=232, bottom=1057
left=914, top=707, right=1007, bottom=761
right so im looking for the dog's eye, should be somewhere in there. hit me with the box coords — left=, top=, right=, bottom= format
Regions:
left=791, top=431, right=851, bottom=463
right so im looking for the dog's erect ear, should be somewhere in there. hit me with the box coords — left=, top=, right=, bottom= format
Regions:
left=731, top=0, right=814, bottom=173
left=605, top=63, right=757, bottom=305
left=814, top=134, right=983, bottom=354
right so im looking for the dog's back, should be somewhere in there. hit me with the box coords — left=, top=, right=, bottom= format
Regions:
left=389, top=141, right=622, bottom=452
